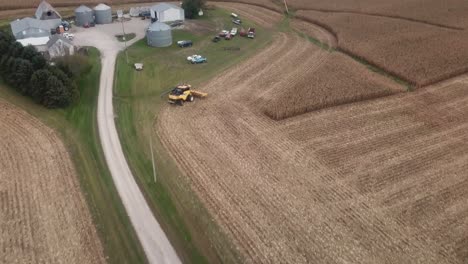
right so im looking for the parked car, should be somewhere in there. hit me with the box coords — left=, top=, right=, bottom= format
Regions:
left=225, top=33, right=232, bottom=40
left=187, top=55, right=207, bottom=64
left=212, top=36, right=221, bottom=43
left=219, top=30, right=229, bottom=37
left=230, top=27, right=238, bottom=36
left=248, top=27, right=256, bottom=39
left=63, top=32, right=74, bottom=40
left=232, top=18, right=242, bottom=25
left=177, top=40, right=193, bottom=47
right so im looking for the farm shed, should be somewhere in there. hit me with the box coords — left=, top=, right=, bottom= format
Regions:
left=150, top=3, right=184, bottom=23
left=75, top=5, right=94, bottom=27
left=17, top=36, right=50, bottom=52
left=35, top=1, right=61, bottom=20
left=10, top=17, right=59, bottom=40
left=47, top=35, right=74, bottom=58
left=147, top=22, right=172, bottom=47
left=94, top=4, right=112, bottom=24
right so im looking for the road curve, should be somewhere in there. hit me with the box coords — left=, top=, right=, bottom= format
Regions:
left=74, top=20, right=181, bottom=264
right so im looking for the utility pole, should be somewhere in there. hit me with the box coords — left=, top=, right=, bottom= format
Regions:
left=283, top=0, right=289, bottom=15
left=121, top=18, right=129, bottom=64
left=150, top=133, right=157, bottom=183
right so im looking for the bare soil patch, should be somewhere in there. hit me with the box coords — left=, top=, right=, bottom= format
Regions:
left=0, top=100, right=105, bottom=264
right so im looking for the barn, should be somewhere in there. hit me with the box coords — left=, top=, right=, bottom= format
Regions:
left=35, top=1, right=61, bottom=20
left=150, top=3, right=184, bottom=23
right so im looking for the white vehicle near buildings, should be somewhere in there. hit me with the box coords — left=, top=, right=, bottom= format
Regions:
left=63, top=32, right=74, bottom=40
left=230, top=27, right=238, bottom=36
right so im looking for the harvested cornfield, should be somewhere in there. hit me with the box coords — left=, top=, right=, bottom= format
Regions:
left=0, top=100, right=105, bottom=264
left=158, top=25, right=468, bottom=262
left=262, top=51, right=405, bottom=120
left=296, top=10, right=468, bottom=87
left=213, top=2, right=283, bottom=28
left=287, top=0, right=468, bottom=29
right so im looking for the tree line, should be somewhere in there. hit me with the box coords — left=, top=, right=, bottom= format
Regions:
left=0, top=31, right=87, bottom=108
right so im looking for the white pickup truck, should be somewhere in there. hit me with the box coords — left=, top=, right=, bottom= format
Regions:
left=230, top=27, right=238, bottom=36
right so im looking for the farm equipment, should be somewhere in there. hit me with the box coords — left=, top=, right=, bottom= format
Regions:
left=168, top=84, right=208, bottom=105
left=187, top=55, right=207, bottom=64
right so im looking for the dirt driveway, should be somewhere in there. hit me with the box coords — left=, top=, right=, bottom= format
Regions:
left=73, top=19, right=181, bottom=264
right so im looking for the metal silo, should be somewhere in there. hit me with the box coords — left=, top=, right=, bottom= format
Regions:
left=94, top=4, right=112, bottom=24
left=146, top=22, right=172, bottom=47
left=75, top=5, right=94, bottom=27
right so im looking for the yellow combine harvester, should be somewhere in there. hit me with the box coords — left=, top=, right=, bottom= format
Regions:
left=168, top=84, right=208, bottom=105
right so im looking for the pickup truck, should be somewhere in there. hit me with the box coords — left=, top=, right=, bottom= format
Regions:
left=248, top=27, right=256, bottom=39
left=230, top=27, right=238, bottom=36
left=187, top=55, right=207, bottom=64
left=177, top=40, right=193, bottom=47
left=219, top=30, right=229, bottom=37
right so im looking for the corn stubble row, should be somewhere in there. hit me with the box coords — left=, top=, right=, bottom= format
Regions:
left=0, top=100, right=105, bottom=264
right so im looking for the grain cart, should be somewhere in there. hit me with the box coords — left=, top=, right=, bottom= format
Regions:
left=168, top=84, right=208, bottom=105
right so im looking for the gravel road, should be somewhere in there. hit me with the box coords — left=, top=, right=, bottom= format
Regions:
left=73, top=19, right=181, bottom=264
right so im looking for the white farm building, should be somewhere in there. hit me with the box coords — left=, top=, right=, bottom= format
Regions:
left=150, top=3, right=184, bottom=23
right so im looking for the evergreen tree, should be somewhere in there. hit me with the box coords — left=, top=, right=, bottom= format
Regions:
left=10, top=59, right=34, bottom=95
left=44, top=75, right=70, bottom=108
left=30, top=69, right=51, bottom=103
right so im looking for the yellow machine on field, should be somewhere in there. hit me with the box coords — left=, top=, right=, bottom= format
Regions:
left=168, top=84, right=208, bottom=105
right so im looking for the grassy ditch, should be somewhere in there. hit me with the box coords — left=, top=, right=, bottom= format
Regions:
left=114, top=7, right=275, bottom=264
left=0, top=48, right=147, bottom=264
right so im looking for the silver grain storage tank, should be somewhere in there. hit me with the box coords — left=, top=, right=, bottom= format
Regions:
left=94, top=4, right=112, bottom=24
left=147, top=22, right=172, bottom=47
left=75, top=5, right=94, bottom=27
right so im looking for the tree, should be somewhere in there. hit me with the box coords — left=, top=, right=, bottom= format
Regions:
left=31, top=55, right=46, bottom=70
left=44, top=75, right=71, bottom=108
left=10, top=58, right=34, bottom=94
left=30, top=69, right=51, bottom=103
left=182, top=0, right=205, bottom=19
left=21, top=45, right=38, bottom=61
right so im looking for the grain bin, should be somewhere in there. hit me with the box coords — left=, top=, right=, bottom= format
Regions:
left=94, top=4, right=112, bottom=24
left=75, top=5, right=94, bottom=27
left=146, top=22, right=172, bottom=47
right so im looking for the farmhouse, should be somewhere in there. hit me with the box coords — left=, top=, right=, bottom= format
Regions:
left=150, top=3, right=185, bottom=23
left=47, top=35, right=75, bottom=58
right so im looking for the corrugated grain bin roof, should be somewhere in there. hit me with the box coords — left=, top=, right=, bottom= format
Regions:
left=94, top=3, right=110, bottom=11
left=75, top=5, right=92, bottom=12
left=148, top=22, right=171, bottom=31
